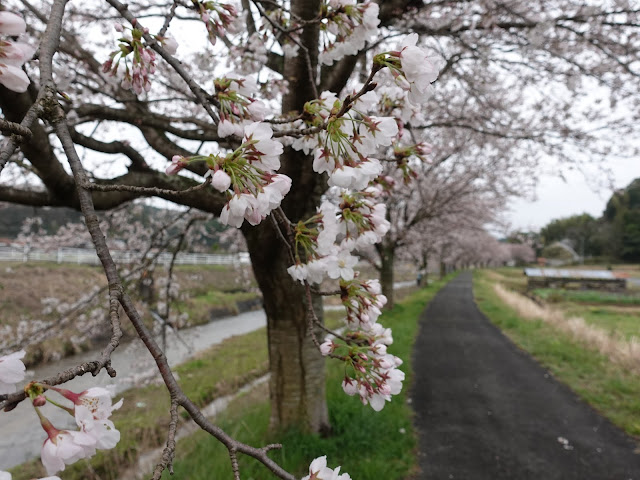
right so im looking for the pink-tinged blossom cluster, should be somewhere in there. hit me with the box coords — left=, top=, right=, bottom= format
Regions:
left=215, top=74, right=267, bottom=138
left=391, top=141, right=433, bottom=183
left=339, top=277, right=387, bottom=330
left=286, top=201, right=357, bottom=284
left=102, top=22, right=170, bottom=95
left=31, top=385, right=122, bottom=475
left=0, top=12, right=35, bottom=93
left=291, top=91, right=399, bottom=190
left=286, top=187, right=390, bottom=285
left=336, top=322, right=404, bottom=411
left=375, top=84, right=427, bottom=126
left=194, top=0, right=238, bottom=45
left=319, top=0, right=380, bottom=65
left=303, top=456, right=351, bottom=480
left=219, top=123, right=290, bottom=227
left=316, top=271, right=403, bottom=411
left=375, top=33, right=441, bottom=105
left=167, top=122, right=290, bottom=227
left=0, top=350, right=26, bottom=394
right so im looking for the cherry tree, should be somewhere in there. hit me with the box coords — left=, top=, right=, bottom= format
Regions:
left=365, top=139, right=513, bottom=307
left=1, top=0, right=639, bottom=478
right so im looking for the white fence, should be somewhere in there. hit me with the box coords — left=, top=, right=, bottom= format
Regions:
left=0, top=247, right=250, bottom=266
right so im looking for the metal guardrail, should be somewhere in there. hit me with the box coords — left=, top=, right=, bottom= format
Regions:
left=0, top=247, right=250, bottom=266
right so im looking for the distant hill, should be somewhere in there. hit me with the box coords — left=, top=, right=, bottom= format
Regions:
left=0, top=201, right=234, bottom=252
left=0, top=203, right=82, bottom=238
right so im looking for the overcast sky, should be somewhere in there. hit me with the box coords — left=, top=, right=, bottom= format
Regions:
left=505, top=157, right=640, bottom=232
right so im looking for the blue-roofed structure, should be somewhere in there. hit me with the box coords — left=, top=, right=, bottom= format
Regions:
left=523, top=268, right=627, bottom=291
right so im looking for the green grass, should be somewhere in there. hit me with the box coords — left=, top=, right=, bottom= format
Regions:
left=160, top=276, right=454, bottom=480
left=531, top=289, right=640, bottom=341
left=533, top=288, right=640, bottom=305
left=474, top=270, right=640, bottom=437
left=177, top=290, right=260, bottom=326
left=564, top=306, right=640, bottom=341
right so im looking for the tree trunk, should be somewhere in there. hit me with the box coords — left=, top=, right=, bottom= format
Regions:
left=245, top=223, right=330, bottom=433
left=379, top=245, right=395, bottom=309
left=419, top=252, right=428, bottom=287
left=241, top=0, right=330, bottom=433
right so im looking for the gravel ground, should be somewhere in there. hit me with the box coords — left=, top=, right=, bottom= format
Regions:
left=411, top=272, right=640, bottom=480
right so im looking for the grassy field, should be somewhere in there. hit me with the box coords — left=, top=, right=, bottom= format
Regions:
left=474, top=269, right=640, bottom=438
left=533, top=288, right=640, bottom=305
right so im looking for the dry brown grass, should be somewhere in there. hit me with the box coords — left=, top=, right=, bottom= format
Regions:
left=0, top=263, right=107, bottom=316
left=493, top=283, right=640, bottom=375
left=0, top=262, right=256, bottom=365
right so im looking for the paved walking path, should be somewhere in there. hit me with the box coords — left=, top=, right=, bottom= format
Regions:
left=411, top=272, right=640, bottom=479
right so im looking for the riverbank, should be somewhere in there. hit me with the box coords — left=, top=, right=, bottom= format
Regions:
left=8, top=278, right=450, bottom=480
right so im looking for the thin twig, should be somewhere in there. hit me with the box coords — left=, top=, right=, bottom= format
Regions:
left=0, top=104, right=42, bottom=175
left=84, top=178, right=212, bottom=196
left=151, top=396, right=179, bottom=480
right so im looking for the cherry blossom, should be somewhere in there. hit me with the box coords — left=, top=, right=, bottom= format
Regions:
left=325, top=250, right=358, bottom=281
left=0, top=350, right=26, bottom=394
left=194, top=1, right=239, bottom=45
left=0, top=12, right=34, bottom=93
left=75, top=405, right=120, bottom=449
left=159, top=35, right=178, bottom=55
left=102, top=23, right=159, bottom=94
left=165, top=155, right=188, bottom=175
left=374, top=33, right=442, bottom=105
left=0, top=11, right=26, bottom=35
left=55, top=386, right=123, bottom=421
left=319, top=0, right=380, bottom=66
left=41, top=428, right=96, bottom=475
left=303, top=456, right=351, bottom=480
left=0, top=63, right=30, bottom=93
left=209, top=169, right=232, bottom=192
left=214, top=74, right=267, bottom=137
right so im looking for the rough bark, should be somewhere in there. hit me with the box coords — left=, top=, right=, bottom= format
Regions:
left=379, top=244, right=396, bottom=310
left=244, top=222, right=329, bottom=433
left=242, top=0, right=331, bottom=434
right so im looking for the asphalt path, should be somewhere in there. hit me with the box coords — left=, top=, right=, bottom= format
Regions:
left=411, top=272, right=640, bottom=480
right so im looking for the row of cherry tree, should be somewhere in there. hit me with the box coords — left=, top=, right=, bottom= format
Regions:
left=1, top=0, right=639, bottom=479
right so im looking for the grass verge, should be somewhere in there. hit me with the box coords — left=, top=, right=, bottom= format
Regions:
left=474, top=270, right=640, bottom=437
left=161, top=276, right=453, bottom=480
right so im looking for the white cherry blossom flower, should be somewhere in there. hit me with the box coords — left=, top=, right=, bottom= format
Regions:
left=0, top=12, right=26, bottom=35
left=0, top=62, right=29, bottom=92
left=75, top=405, right=120, bottom=450
left=41, top=429, right=96, bottom=475
left=210, top=170, right=232, bottom=192
left=161, top=35, right=178, bottom=55
left=0, top=350, right=26, bottom=394
left=325, top=250, right=358, bottom=281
